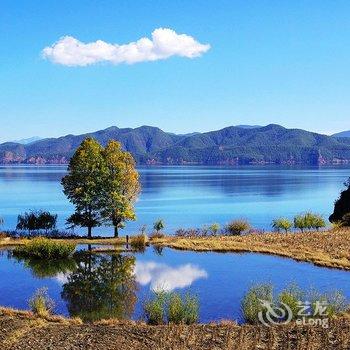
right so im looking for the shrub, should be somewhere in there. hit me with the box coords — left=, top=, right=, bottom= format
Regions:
left=331, top=220, right=344, bottom=230
left=153, top=219, right=165, bottom=233
left=294, top=212, right=326, bottom=232
left=13, top=237, right=76, bottom=259
left=209, top=223, right=221, bottom=235
left=16, top=210, right=57, bottom=233
left=143, top=291, right=167, bottom=325
left=226, top=219, right=251, bottom=235
left=241, top=283, right=273, bottom=324
left=130, top=234, right=148, bottom=250
left=308, top=289, right=349, bottom=318
left=310, top=214, right=326, bottom=231
left=278, top=283, right=304, bottom=320
left=294, top=214, right=307, bottom=232
left=144, top=290, right=199, bottom=325
left=182, top=293, right=199, bottom=324
left=167, top=292, right=199, bottom=325
left=29, top=287, right=55, bottom=317
left=272, top=218, right=292, bottom=233
left=175, top=228, right=202, bottom=237
left=242, top=283, right=348, bottom=325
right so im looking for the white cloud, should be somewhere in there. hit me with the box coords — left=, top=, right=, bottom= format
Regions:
left=135, top=261, right=207, bottom=292
left=42, top=28, right=210, bottom=67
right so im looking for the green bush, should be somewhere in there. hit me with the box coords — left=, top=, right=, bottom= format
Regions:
left=294, top=212, right=326, bottom=232
left=272, top=218, right=293, bottom=233
left=143, top=291, right=167, bottom=325
left=29, top=287, right=55, bottom=317
left=241, top=283, right=273, bottom=324
left=167, top=292, right=199, bottom=325
left=14, top=237, right=75, bottom=259
left=153, top=219, right=165, bottom=233
left=226, top=219, right=251, bottom=235
left=311, top=214, right=326, bottom=231
left=242, top=283, right=348, bottom=324
left=209, top=223, right=220, bottom=235
left=278, top=283, right=304, bottom=320
left=144, top=290, right=199, bottom=325
left=294, top=214, right=306, bottom=232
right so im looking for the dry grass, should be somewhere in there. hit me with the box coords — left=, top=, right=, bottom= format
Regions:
left=151, top=228, right=350, bottom=270
left=1, top=307, right=350, bottom=349
left=0, top=307, right=81, bottom=325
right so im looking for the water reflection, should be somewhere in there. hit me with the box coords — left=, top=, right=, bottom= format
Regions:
left=61, top=252, right=137, bottom=322
left=135, top=261, right=208, bottom=292
left=14, top=255, right=77, bottom=278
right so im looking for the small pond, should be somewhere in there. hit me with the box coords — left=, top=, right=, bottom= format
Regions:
left=0, top=246, right=349, bottom=323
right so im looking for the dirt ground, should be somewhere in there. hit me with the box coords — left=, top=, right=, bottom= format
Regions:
left=1, top=309, right=350, bottom=350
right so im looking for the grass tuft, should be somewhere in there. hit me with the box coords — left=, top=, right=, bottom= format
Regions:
left=130, top=234, right=148, bottom=251
left=29, top=288, right=55, bottom=317
left=13, top=237, right=75, bottom=259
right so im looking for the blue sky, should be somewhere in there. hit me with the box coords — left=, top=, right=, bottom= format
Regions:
left=1, top=0, right=349, bottom=142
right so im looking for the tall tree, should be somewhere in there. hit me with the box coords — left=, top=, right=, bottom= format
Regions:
left=101, top=141, right=140, bottom=237
left=61, top=138, right=106, bottom=238
left=329, top=178, right=350, bottom=225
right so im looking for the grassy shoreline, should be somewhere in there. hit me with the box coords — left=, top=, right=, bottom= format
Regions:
left=151, top=228, right=350, bottom=270
left=1, top=229, right=350, bottom=269
left=1, top=307, right=350, bottom=350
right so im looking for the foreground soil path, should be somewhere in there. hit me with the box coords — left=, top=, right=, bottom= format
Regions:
left=1, top=309, right=350, bottom=350
left=153, top=229, right=350, bottom=270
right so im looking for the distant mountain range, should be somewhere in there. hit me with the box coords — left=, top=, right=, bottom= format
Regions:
left=333, top=130, right=350, bottom=138
left=11, top=136, right=42, bottom=145
left=1, top=124, right=350, bottom=165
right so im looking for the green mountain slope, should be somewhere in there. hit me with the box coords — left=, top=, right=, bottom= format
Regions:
left=1, top=124, right=350, bottom=165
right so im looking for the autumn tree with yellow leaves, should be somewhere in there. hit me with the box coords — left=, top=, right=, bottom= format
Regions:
left=62, top=138, right=140, bottom=238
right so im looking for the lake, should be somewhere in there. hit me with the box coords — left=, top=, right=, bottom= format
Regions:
left=0, top=165, right=349, bottom=235
left=1, top=246, right=350, bottom=323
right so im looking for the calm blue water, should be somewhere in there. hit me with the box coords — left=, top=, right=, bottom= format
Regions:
left=0, top=247, right=349, bottom=322
left=0, top=165, right=349, bottom=235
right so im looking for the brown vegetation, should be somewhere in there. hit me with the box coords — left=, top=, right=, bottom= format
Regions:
left=151, top=228, right=350, bottom=270
left=0, top=307, right=350, bottom=349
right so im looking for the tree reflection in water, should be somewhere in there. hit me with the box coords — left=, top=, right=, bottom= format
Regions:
left=11, top=252, right=77, bottom=278
left=61, top=251, right=137, bottom=322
